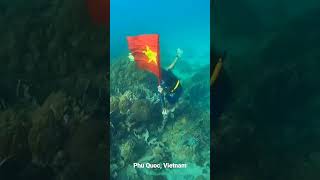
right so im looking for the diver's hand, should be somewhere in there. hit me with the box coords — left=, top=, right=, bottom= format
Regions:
left=162, top=108, right=168, bottom=116
left=128, top=53, right=135, bottom=62
left=158, top=85, right=163, bottom=93
left=176, top=48, right=183, bottom=59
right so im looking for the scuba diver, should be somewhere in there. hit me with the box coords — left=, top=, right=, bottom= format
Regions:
left=128, top=48, right=183, bottom=131
left=158, top=48, right=183, bottom=118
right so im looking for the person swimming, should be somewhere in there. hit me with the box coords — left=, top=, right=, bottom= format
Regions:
left=128, top=48, right=183, bottom=115
left=158, top=48, right=183, bottom=116
left=128, top=48, right=183, bottom=131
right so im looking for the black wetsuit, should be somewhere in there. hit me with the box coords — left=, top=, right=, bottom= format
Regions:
left=160, top=69, right=183, bottom=105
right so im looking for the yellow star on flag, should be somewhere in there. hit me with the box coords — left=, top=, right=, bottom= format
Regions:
left=143, top=45, right=157, bottom=64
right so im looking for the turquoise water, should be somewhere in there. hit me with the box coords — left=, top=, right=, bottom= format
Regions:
left=110, top=0, right=210, bottom=179
left=110, top=0, right=210, bottom=66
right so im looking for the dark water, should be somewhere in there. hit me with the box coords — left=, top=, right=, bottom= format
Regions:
left=213, top=0, right=320, bottom=179
left=0, top=0, right=108, bottom=179
left=0, top=0, right=320, bottom=179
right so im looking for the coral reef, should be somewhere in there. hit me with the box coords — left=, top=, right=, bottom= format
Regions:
left=110, top=58, right=210, bottom=179
left=0, top=0, right=107, bottom=179
left=28, top=91, right=67, bottom=165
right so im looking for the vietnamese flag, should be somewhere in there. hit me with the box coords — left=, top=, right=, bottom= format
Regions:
left=127, top=34, right=161, bottom=81
left=87, top=0, right=109, bottom=26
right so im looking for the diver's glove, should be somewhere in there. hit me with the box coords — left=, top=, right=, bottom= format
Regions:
left=176, top=48, right=183, bottom=59
left=158, top=85, right=163, bottom=93
left=128, top=53, right=135, bottom=62
left=162, top=108, right=169, bottom=116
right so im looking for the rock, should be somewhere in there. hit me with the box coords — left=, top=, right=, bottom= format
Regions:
left=119, top=139, right=136, bottom=163
left=118, top=91, right=135, bottom=114
left=28, top=91, right=67, bottom=165
left=0, top=109, right=30, bottom=162
left=110, top=96, right=119, bottom=113
left=130, top=100, right=151, bottom=123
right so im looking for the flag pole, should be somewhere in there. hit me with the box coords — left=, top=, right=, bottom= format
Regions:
left=157, top=34, right=166, bottom=114
left=157, top=35, right=161, bottom=85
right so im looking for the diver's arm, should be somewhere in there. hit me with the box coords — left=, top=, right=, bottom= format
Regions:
left=158, top=85, right=165, bottom=105
left=167, top=48, right=183, bottom=70
left=158, top=85, right=168, bottom=113
left=167, top=56, right=179, bottom=70
left=160, top=93, right=166, bottom=108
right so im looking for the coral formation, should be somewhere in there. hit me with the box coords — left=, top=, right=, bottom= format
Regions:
left=0, top=0, right=107, bottom=179
left=119, top=139, right=136, bottom=163
left=110, top=58, right=210, bottom=179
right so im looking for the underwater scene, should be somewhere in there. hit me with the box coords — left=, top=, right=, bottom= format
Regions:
left=213, top=0, right=320, bottom=179
left=110, top=0, right=210, bottom=179
left=1, top=0, right=320, bottom=179
left=0, top=0, right=108, bottom=179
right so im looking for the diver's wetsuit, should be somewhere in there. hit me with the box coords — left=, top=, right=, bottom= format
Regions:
left=160, top=69, right=183, bottom=105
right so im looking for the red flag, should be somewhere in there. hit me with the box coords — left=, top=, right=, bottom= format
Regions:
left=127, top=34, right=161, bottom=81
left=87, top=0, right=109, bottom=26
